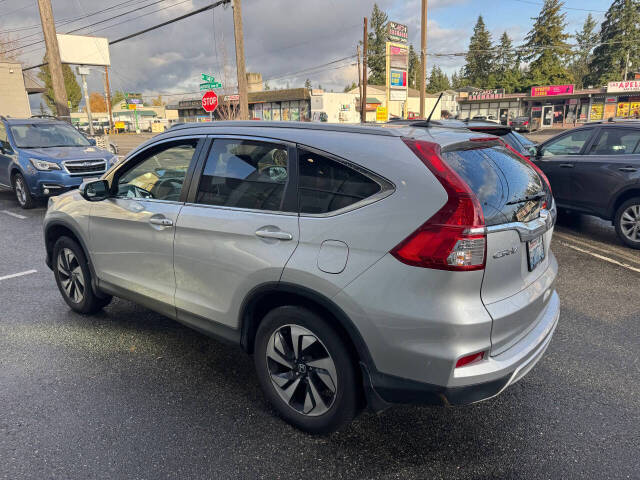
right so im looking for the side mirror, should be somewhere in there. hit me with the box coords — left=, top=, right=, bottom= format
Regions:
left=88, top=138, right=97, bottom=146
left=528, top=145, right=541, bottom=158
left=79, top=179, right=110, bottom=202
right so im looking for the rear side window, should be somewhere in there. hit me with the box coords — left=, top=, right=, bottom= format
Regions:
left=298, top=149, right=380, bottom=214
left=442, top=145, right=544, bottom=225
left=589, top=128, right=640, bottom=155
left=196, top=139, right=290, bottom=211
left=541, top=129, right=591, bottom=156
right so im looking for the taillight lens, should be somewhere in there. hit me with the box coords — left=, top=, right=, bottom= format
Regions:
left=455, top=351, right=485, bottom=368
left=392, top=139, right=486, bottom=271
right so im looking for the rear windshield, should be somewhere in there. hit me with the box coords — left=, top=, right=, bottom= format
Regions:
left=442, top=145, right=545, bottom=226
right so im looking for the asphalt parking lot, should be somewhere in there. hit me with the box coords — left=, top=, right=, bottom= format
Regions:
left=0, top=188, right=638, bottom=479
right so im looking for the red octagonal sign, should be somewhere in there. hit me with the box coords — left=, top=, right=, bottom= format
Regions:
left=202, top=90, right=218, bottom=113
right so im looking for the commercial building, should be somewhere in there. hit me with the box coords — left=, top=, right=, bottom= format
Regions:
left=0, top=62, right=45, bottom=118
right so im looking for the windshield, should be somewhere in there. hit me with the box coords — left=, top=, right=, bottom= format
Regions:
left=9, top=123, right=91, bottom=148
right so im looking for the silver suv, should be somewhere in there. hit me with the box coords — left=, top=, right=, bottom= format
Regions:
left=44, top=121, right=560, bottom=433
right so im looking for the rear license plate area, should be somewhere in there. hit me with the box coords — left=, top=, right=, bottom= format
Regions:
left=527, top=235, right=545, bottom=271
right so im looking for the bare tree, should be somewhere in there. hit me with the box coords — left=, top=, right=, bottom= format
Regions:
left=0, top=33, right=22, bottom=61
left=214, top=42, right=241, bottom=121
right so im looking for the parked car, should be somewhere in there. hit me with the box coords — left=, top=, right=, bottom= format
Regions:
left=511, top=116, right=533, bottom=132
left=44, top=121, right=559, bottom=433
left=471, top=114, right=498, bottom=123
left=0, top=117, right=118, bottom=208
left=531, top=121, right=640, bottom=248
left=463, top=120, right=537, bottom=159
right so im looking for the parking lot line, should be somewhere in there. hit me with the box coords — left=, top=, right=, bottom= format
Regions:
left=555, top=231, right=640, bottom=265
left=560, top=242, right=640, bottom=274
left=1, top=210, right=27, bottom=220
left=0, top=269, right=38, bottom=281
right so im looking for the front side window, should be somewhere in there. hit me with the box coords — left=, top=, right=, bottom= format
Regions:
left=0, top=123, right=9, bottom=151
left=589, top=128, right=640, bottom=155
left=196, top=139, right=289, bottom=211
left=298, top=149, right=381, bottom=214
left=541, top=129, right=592, bottom=157
left=9, top=123, right=91, bottom=148
left=117, top=141, right=197, bottom=201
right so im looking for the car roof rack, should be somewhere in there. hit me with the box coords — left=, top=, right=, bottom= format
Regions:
left=168, top=121, right=397, bottom=137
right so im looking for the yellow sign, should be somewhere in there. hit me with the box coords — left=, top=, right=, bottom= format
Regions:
left=617, top=102, right=630, bottom=118
left=151, top=122, right=165, bottom=133
left=590, top=103, right=603, bottom=121
left=376, top=106, right=388, bottom=123
left=630, top=102, right=640, bottom=118
left=128, top=104, right=137, bottom=110
left=114, top=121, right=125, bottom=130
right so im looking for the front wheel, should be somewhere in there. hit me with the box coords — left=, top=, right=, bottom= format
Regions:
left=614, top=198, right=640, bottom=249
left=13, top=173, right=34, bottom=209
left=254, top=306, right=360, bottom=434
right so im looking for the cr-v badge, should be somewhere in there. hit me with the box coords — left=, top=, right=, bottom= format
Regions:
left=493, top=246, right=519, bottom=259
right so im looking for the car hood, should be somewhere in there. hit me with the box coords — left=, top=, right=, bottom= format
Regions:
left=25, top=146, right=111, bottom=162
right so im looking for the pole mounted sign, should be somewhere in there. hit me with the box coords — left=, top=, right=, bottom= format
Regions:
left=202, top=90, right=219, bottom=113
left=387, top=21, right=408, bottom=44
left=200, top=73, right=222, bottom=90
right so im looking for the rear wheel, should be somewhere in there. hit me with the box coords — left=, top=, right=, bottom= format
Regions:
left=254, top=306, right=359, bottom=434
left=614, top=197, right=640, bottom=249
left=13, top=173, right=34, bottom=209
left=53, top=236, right=112, bottom=314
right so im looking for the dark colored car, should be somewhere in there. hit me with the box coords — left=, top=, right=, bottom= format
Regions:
left=531, top=121, right=640, bottom=249
left=511, top=116, right=533, bottom=132
left=463, top=121, right=536, bottom=159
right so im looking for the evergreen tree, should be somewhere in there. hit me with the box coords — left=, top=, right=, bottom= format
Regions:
left=570, top=14, right=599, bottom=89
left=408, top=44, right=421, bottom=89
left=426, top=65, right=451, bottom=93
left=464, top=16, right=494, bottom=87
left=494, top=32, right=523, bottom=93
left=589, top=0, right=640, bottom=85
left=522, top=0, right=573, bottom=86
left=343, top=81, right=357, bottom=92
left=451, top=68, right=470, bottom=89
left=304, top=78, right=312, bottom=89
left=37, top=61, right=82, bottom=113
left=111, top=90, right=125, bottom=107
left=366, top=3, right=389, bottom=85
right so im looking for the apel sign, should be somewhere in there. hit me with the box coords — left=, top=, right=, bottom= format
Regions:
left=531, top=84, right=574, bottom=97
left=607, top=80, right=640, bottom=93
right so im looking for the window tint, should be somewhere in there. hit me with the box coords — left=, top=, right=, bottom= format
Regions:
left=196, top=139, right=289, bottom=211
left=117, top=141, right=197, bottom=201
left=589, top=128, right=640, bottom=155
left=541, top=129, right=592, bottom=156
left=298, top=149, right=380, bottom=214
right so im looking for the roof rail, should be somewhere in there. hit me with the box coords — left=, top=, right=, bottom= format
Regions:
left=168, top=120, right=397, bottom=136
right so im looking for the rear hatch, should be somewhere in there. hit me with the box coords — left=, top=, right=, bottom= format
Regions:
left=441, top=140, right=555, bottom=355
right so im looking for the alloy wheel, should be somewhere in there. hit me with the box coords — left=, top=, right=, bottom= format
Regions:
left=266, top=324, right=338, bottom=417
left=57, top=248, right=85, bottom=304
left=15, top=177, right=27, bottom=206
left=620, top=204, right=640, bottom=242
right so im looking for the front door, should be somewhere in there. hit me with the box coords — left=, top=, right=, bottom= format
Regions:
left=173, top=137, right=299, bottom=329
left=89, top=138, right=202, bottom=317
left=541, top=106, right=553, bottom=128
left=0, top=122, right=12, bottom=186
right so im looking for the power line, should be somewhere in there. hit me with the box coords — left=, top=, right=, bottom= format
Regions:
left=510, top=0, right=607, bottom=13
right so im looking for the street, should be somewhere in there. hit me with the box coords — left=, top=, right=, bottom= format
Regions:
left=0, top=189, right=638, bottom=480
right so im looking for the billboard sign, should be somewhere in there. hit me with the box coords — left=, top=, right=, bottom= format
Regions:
left=530, top=84, right=574, bottom=97
left=57, top=34, right=110, bottom=66
left=607, top=80, right=640, bottom=93
left=376, top=106, right=388, bottom=123
left=389, top=44, right=408, bottom=69
left=387, top=21, right=408, bottom=44
left=390, top=69, right=407, bottom=88
left=468, top=89, right=504, bottom=100
left=390, top=89, right=407, bottom=101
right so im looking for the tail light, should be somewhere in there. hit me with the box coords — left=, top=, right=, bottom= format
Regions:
left=392, top=139, right=486, bottom=271
left=524, top=120, right=529, bottom=125
left=456, top=351, right=485, bottom=368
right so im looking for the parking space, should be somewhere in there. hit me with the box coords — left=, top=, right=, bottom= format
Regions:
left=0, top=187, right=638, bottom=479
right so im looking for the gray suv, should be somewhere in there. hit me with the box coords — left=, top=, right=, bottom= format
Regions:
left=44, top=121, right=560, bottom=433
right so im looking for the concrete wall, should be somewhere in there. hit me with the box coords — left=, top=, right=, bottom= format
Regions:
left=0, top=62, right=31, bottom=118
left=310, top=92, right=360, bottom=123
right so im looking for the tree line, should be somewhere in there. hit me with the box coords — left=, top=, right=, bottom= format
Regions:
left=358, top=0, right=640, bottom=95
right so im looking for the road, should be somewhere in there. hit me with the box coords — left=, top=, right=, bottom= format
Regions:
left=0, top=190, right=638, bottom=479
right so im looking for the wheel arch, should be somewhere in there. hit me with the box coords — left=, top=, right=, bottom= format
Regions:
left=610, top=187, right=640, bottom=220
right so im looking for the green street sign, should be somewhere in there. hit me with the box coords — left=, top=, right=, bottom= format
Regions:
left=201, top=73, right=216, bottom=82
left=200, top=81, right=222, bottom=91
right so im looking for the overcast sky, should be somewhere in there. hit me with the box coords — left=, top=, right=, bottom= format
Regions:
left=0, top=0, right=608, bottom=110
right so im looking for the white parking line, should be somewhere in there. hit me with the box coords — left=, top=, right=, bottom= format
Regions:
left=560, top=242, right=640, bottom=274
left=1, top=210, right=27, bottom=220
left=555, top=231, right=640, bottom=264
left=0, top=269, right=38, bottom=281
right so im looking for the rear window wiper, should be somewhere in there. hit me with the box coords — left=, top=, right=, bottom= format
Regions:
left=506, top=192, right=545, bottom=205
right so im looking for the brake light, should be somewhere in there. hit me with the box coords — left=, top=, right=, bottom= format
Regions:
left=502, top=141, right=552, bottom=196
left=524, top=121, right=529, bottom=125
left=455, top=351, right=485, bottom=368
left=392, top=139, right=486, bottom=271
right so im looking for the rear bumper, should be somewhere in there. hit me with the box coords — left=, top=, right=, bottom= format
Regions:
left=364, top=290, right=560, bottom=407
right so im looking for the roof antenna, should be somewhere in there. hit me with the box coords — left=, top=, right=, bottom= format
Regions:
left=425, top=92, right=443, bottom=124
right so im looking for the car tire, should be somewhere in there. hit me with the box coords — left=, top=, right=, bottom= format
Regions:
left=614, top=197, right=640, bottom=249
left=53, top=236, right=113, bottom=314
left=254, top=306, right=360, bottom=434
left=13, top=173, right=34, bottom=209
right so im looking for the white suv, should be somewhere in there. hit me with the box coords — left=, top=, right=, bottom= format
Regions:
left=44, top=121, right=560, bottom=433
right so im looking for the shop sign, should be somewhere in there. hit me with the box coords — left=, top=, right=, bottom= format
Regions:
left=365, top=103, right=379, bottom=112
left=376, top=106, right=388, bottom=123
left=617, top=102, right=630, bottom=117
left=468, top=89, right=504, bottom=101
left=607, top=80, right=640, bottom=93
left=606, top=96, right=617, bottom=103
left=530, top=84, right=574, bottom=97
left=531, top=106, right=542, bottom=112
left=590, top=104, right=603, bottom=121
left=389, top=89, right=407, bottom=101
left=390, top=69, right=407, bottom=88
left=387, top=21, right=408, bottom=44
left=389, top=44, right=408, bottom=69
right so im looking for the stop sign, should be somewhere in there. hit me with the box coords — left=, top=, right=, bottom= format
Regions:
left=202, top=90, right=218, bottom=113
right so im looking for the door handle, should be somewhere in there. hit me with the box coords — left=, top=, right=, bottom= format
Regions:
left=559, top=163, right=574, bottom=168
left=149, top=217, right=174, bottom=227
left=619, top=167, right=638, bottom=172
left=255, top=229, right=293, bottom=241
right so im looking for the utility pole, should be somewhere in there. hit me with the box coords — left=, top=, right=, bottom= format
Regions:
left=77, top=66, right=94, bottom=136
left=232, top=0, right=248, bottom=120
left=104, top=66, right=113, bottom=132
left=37, top=0, right=70, bottom=122
left=419, top=0, right=427, bottom=119
left=624, top=50, right=630, bottom=81
left=362, top=17, right=368, bottom=123
left=357, top=44, right=363, bottom=123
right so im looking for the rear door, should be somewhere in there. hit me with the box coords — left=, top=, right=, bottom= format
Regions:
left=534, top=128, right=595, bottom=206
left=441, top=143, right=556, bottom=355
left=571, top=127, right=640, bottom=217
left=0, top=122, right=12, bottom=186
left=173, top=136, right=299, bottom=330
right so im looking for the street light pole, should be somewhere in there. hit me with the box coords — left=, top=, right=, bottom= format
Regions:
left=232, top=0, right=248, bottom=120
left=78, top=66, right=94, bottom=136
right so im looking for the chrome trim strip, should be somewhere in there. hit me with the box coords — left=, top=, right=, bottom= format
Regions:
left=62, top=159, right=107, bottom=176
left=486, top=208, right=555, bottom=242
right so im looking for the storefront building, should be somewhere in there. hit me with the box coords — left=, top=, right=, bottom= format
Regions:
left=457, top=89, right=523, bottom=124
